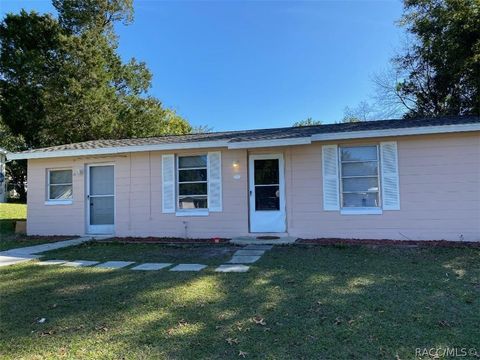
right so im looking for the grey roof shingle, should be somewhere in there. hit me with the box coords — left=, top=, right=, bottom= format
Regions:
left=12, top=115, right=480, bottom=155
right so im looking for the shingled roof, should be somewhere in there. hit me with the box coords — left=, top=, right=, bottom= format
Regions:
left=8, top=115, right=480, bottom=160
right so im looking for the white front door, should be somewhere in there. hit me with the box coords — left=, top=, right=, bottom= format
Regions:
left=87, top=164, right=115, bottom=234
left=249, top=154, right=286, bottom=233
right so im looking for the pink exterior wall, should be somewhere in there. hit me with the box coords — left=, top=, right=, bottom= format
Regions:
left=27, top=132, right=480, bottom=241
left=285, top=133, right=480, bottom=241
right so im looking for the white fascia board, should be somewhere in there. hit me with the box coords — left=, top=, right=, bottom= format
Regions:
left=7, top=140, right=230, bottom=160
left=227, top=137, right=312, bottom=149
left=311, top=123, right=480, bottom=142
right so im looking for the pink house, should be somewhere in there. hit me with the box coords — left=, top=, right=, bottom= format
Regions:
left=7, top=116, right=480, bottom=241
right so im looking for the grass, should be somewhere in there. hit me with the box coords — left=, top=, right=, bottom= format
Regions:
left=0, top=203, right=27, bottom=234
left=0, top=203, right=73, bottom=252
left=0, top=243, right=479, bottom=359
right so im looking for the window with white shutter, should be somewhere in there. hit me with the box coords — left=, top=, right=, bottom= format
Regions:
left=164, top=152, right=222, bottom=215
left=323, top=142, right=400, bottom=214
left=380, top=141, right=400, bottom=210
left=161, top=154, right=175, bottom=213
left=207, top=151, right=222, bottom=212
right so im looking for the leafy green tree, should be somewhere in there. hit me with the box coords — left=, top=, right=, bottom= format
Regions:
left=0, top=1, right=191, bottom=149
left=0, top=1, right=192, bottom=200
left=293, top=117, right=322, bottom=127
left=377, top=0, right=480, bottom=117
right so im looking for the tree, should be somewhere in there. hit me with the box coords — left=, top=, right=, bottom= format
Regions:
left=0, top=2, right=191, bottom=149
left=341, top=101, right=376, bottom=123
left=376, top=0, right=480, bottom=117
left=0, top=1, right=192, bottom=200
left=293, top=117, right=322, bottom=127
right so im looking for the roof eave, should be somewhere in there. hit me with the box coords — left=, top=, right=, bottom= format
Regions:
left=311, top=123, right=480, bottom=142
left=6, top=140, right=230, bottom=160
left=7, top=122, right=480, bottom=160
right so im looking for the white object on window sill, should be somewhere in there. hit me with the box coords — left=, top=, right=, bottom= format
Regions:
left=45, top=199, right=73, bottom=206
left=340, top=208, right=382, bottom=215
left=175, top=210, right=209, bottom=217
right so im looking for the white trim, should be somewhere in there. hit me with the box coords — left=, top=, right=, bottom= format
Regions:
left=207, top=151, right=222, bottom=212
left=176, top=154, right=209, bottom=212
left=248, top=154, right=286, bottom=233
left=322, top=145, right=340, bottom=211
left=312, top=123, right=480, bottom=142
left=8, top=140, right=230, bottom=160
left=380, top=141, right=401, bottom=210
left=339, top=145, right=381, bottom=210
left=175, top=210, right=209, bottom=217
left=162, top=154, right=176, bottom=213
left=47, top=168, right=73, bottom=202
left=44, top=199, right=73, bottom=206
left=7, top=123, right=479, bottom=160
left=228, top=137, right=311, bottom=149
left=340, top=208, right=383, bottom=215
left=86, top=163, right=115, bottom=235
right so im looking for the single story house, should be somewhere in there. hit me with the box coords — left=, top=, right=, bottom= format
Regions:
left=7, top=116, right=480, bottom=241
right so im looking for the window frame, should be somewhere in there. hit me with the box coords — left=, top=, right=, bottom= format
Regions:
left=339, top=145, right=382, bottom=213
left=46, top=168, right=73, bottom=205
left=176, top=154, right=209, bottom=212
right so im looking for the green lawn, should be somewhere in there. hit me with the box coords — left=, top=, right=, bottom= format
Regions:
left=0, top=203, right=27, bottom=234
left=0, top=244, right=479, bottom=359
left=0, top=203, right=74, bottom=251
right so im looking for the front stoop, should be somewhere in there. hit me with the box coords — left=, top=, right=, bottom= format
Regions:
left=230, top=236, right=298, bottom=245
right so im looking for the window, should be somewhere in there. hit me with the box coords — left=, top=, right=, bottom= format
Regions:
left=48, top=169, right=73, bottom=201
left=177, top=155, right=208, bottom=209
left=340, top=146, right=380, bottom=208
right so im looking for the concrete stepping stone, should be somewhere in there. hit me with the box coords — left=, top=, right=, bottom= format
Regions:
left=215, top=264, right=250, bottom=273
left=244, top=244, right=273, bottom=251
left=234, top=250, right=265, bottom=256
left=169, top=264, right=207, bottom=272
left=95, top=261, right=134, bottom=269
left=228, top=255, right=261, bottom=264
left=37, top=260, right=66, bottom=265
left=131, top=263, right=172, bottom=271
left=62, top=260, right=99, bottom=267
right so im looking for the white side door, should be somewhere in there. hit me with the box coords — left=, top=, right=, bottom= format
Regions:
left=249, top=154, right=286, bottom=233
left=86, top=164, right=115, bottom=235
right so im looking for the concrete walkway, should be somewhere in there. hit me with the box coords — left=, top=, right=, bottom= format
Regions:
left=0, top=237, right=97, bottom=267
left=1, top=238, right=276, bottom=273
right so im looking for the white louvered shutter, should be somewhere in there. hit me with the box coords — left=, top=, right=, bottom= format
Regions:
left=380, top=141, right=400, bottom=210
left=162, top=154, right=175, bottom=213
left=322, top=145, right=340, bottom=211
left=207, top=151, right=222, bottom=212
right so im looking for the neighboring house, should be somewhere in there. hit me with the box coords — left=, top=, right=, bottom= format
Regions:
left=0, top=148, right=6, bottom=203
left=7, top=116, right=480, bottom=241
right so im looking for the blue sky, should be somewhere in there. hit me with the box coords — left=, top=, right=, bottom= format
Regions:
left=1, top=1, right=404, bottom=130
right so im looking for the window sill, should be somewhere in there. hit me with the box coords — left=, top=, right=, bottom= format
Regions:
left=340, top=208, right=382, bottom=215
left=45, top=200, right=73, bottom=206
left=175, top=210, right=209, bottom=217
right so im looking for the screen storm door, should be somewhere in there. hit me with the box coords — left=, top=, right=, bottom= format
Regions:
left=87, top=164, right=115, bottom=234
left=249, top=154, right=286, bottom=233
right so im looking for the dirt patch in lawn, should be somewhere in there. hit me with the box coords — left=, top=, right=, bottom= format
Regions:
left=43, top=241, right=240, bottom=264
left=297, top=238, right=480, bottom=248
left=105, top=236, right=231, bottom=244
